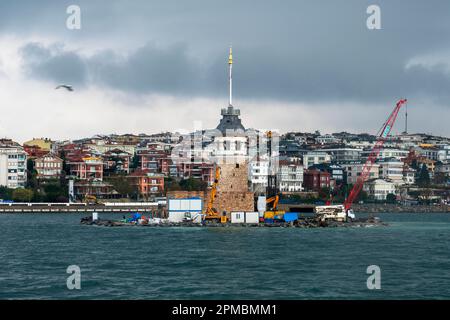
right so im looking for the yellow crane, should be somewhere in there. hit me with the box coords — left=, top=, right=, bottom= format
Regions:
left=204, top=166, right=228, bottom=223
left=264, top=131, right=285, bottom=220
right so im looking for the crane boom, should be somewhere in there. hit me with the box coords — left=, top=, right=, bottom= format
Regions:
left=343, top=99, right=407, bottom=211
left=206, top=166, right=220, bottom=216
left=204, top=166, right=228, bottom=223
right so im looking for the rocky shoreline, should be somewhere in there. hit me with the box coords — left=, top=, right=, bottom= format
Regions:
left=353, top=203, right=449, bottom=213
left=80, top=215, right=388, bottom=229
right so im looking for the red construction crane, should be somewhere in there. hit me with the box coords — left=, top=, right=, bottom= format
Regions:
left=343, top=99, right=408, bottom=211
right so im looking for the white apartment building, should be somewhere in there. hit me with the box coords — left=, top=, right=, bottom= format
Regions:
left=378, top=159, right=405, bottom=186
left=403, top=167, right=416, bottom=185
left=303, top=151, right=331, bottom=168
left=437, top=145, right=450, bottom=162
left=0, top=145, right=28, bottom=189
left=363, top=179, right=396, bottom=201
left=315, top=134, right=340, bottom=145
left=249, top=160, right=269, bottom=193
left=34, top=154, right=63, bottom=180
left=277, top=160, right=303, bottom=192
left=361, top=148, right=409, bottom=161
left=320, top=148, right=362, bottom=164
left=415, top=146, right=439, bottom=161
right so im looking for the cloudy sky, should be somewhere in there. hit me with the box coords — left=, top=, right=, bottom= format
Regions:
left=0, top=0, right=449, bottom=143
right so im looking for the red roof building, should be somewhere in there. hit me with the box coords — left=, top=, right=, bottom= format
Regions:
left=303, top=169, right=331, bottom=191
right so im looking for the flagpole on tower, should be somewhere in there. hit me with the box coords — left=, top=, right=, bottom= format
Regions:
left=228, top=46, right=233, bottom=106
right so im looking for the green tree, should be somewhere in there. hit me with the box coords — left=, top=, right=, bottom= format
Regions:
left=356, top=190, right=368, bottom=202
left=179, top=178, right=207, bottom=191
left=386, top=193, right=397, bottom=203
left=130, top=155, right=140, bottom=170
left=165, top=177, right=182, bottom=192
left=43, top=183, right=68, bottom=202
left=417, top=164, right=431, bottom=187
left=12, top=189, right=34, bottom=202
left=0, top=186, right=13, bottom=200
left=107, top=175, right=135, bottom=198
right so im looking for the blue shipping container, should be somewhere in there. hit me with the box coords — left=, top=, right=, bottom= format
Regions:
left=283, top=213, right=298, bottom=222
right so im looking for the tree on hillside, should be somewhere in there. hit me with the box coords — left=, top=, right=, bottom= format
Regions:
left=107, top=175, right=135, bottom=198
left=43, top=182, right=68, bottom=202
left=179, top=178, right=207, bottom=191
left=417, top=164, right=431, bottom=187
left=12, top=189, right=34, bottom=202
left=130, top=155, right=140, bottom=170
left=386, top=193, right=397, bottom=203
left=165, top=177, right=182, bottom=192
left=0, top=186, right=13, bottom=200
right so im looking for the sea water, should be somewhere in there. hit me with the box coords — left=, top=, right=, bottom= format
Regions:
left=0, top=213, right=449, bottom=299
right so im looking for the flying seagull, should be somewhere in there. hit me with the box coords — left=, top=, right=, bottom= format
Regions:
left=55, top=84, right=74, bottom=91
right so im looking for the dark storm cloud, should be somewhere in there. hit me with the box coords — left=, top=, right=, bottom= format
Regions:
left=88, top=43, right=201, bottom=95
left=4, top=0, right=450, bottom=105
left=20, top=43, right=87, bottom=86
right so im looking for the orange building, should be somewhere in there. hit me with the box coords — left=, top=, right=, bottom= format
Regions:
left=67, top=156, right=103, bottom=181
left=127, top=169, right=165, bottom=198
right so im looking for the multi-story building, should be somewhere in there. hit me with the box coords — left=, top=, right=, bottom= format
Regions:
left=67, top=156, right=103, bottom=181
left=415, top=145, right=439, bottom=161
left=303, top=169, right=330, bottom=191
left=34, top=154, right=63, bottom=180
left=303, top=151, right=331, bottom=168
left=437, top=145, right=450, bottom=162
left=343, top=162, right=379, bottom=185
left=249, top=160, right=269, bottom=193
left=320, top=148, right=362, bottom=164
left=377, top=158, right=405, bottom=186
left=138, top=149, right=171, bottom=175
left=279, top=140, right=307, bottom=158
left=103, top=149, right=131, bottom=175
left=315, top=134, right=340, bottom=145
left=178, top=162, right=215, bottom=185
left=73, top=180, right=117, bottom=199
left=83, top=139, right=136, bottom=156
left=309, top=163, right=344, bottom=184
left=403, top=166, right=416, bottom=185
left=435, top=162, right=450, bottom=185
left=363, top=179, right=396, bottom=201
left=0, top=141, right=27, bottom=189
left=127, top=169, right=165, bottom=199
left=361, top=148, right=409, bottom=161
left=277, top=159, right=303, bottom=192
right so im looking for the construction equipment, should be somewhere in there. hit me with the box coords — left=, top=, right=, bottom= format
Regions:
left=264, top=131, right=285, bottom=219
left=315, top=205, right=347, bottom=222
left=84, top=194, right=98, bottom=204
left=315, top=99, right=408, bottom=221
left=343, top=98, right=408, bottom=212
left=204, top=166, right=228, bottom=223
left=266, top=195, right=280, bottom=211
